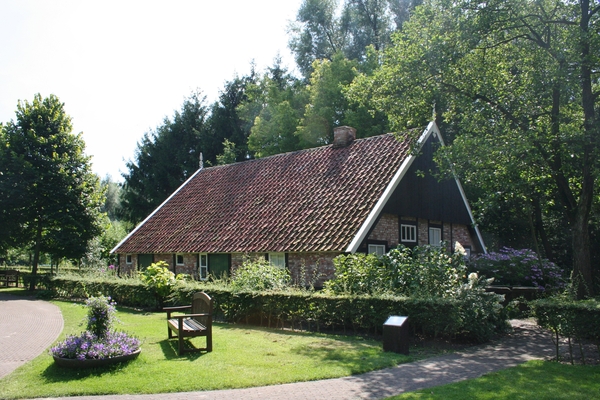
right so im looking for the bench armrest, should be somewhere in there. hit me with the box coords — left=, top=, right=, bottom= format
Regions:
left=168, top=313, right=211, bottom=320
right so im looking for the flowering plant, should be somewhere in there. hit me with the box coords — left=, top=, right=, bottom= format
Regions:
left=51, top=296, right=140, bottom=360
left=470, top=247, right=565, bottom=292
left=51, top=331, right=140, bottom=361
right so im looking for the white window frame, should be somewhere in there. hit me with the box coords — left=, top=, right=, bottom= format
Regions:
left=126, top=254, right=132, bottom=264
left=368, top=244, right=386, bottom=256
left=199, top=253, right=208, bottom=280
left=268, top=252, right=286, bottom=268
left=429, top=227, right=442, bottom=247
left=401, top=224, right=417, bottom=242
left=176, top=254, right=184, bottom=266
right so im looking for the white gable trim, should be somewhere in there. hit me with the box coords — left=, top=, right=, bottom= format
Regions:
left=110, top=168, right=204, bottom=254
left=346, top=121, right=487, bottom=254
left=346, top=122, right=437, bottom=253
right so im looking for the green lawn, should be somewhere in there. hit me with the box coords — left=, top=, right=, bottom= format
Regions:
left=390, top=359, right=600, bottom=399
left=0, top=297, right=409, bottom=399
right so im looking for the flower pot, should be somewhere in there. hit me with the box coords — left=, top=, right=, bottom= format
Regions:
left=52, top=349, right=141, bottom=369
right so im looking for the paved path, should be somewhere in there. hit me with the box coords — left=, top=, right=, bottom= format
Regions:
left=0, top=293, right=554, bottom=400
left=0, top=292, right=63, bottom=379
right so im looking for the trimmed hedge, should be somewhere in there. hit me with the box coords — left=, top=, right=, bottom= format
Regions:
left=531, top=297, right=600, bottom=363
left=47, top=275, right=508, bottom=342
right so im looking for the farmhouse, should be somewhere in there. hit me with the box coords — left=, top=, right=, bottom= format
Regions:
left=112, top=122, right=485, bottom=285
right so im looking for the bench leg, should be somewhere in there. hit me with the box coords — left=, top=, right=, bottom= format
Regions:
left=178, top=333, right=184, bottom=356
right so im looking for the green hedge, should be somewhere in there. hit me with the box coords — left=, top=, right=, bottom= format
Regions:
left=47, top=275, right=507, bottom=342
left=531, top=297, right=600, bottom=363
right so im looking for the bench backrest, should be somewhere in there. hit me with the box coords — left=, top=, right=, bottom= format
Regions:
left=191, top=292, right=213, bottom=327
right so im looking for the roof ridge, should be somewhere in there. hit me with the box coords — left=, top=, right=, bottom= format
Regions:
left=203, top=131, right=404, bottom=171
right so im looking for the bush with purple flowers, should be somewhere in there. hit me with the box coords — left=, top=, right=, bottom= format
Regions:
left=51, top=296, right=140, bottom=360
left=470, top=247, right=566, bottom=292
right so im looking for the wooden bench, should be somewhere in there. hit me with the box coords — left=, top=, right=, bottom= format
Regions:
left=164, top=292, right=213, bottom=355
left=0, top=270, right=20, bottom=287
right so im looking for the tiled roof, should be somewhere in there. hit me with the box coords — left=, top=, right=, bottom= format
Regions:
left=114, top=133, right=413, bottom=254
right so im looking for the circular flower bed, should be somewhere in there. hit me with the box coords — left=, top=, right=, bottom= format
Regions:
left=51, top=296, right=141, bottom=368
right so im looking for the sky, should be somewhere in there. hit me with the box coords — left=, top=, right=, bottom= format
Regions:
left=0, top=0, right=302, bottom=181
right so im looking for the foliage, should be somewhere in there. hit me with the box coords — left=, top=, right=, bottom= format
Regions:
left=531, top=297, right=600, bottom=363
left=323, top=253, right=386, bottom=295
left=230, top=257, right=292, bottom=291
left=348, top=0, right=600, bottom=298
left=120, top=91, right=209, bottom=224
left=215, top=139, right=238, bottom=165
left=47, top=272, right=507, bottom=342
left=139, top=261, right=176, bottom=308
left=296, top=52, right=388, bottom=147
left=241, top=59, right=307, bottom=158
left=50, top=296, right=140, bottom=360
left=323, top=245, right=507, bottom=341
left=0, top=93, right=105, bottom=289
left=50, top=330, right=140, bottom=361
left=84, top=295, right=117, bottom=338
left=324, top=245, right=467, bottom=297
left=288, top=0, right=416, bottom=77
left=470, top=247, right=566, bottom=292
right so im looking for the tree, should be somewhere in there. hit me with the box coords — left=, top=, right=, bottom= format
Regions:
left=288, top=0, right=417, bottom=77
left=121, top=92, right=209, bottom=224
left=207, top=70, right=258, bottom=162
left=100, top=175, right=122, bottom=221
left=0, top=94, right=104, bottom=289
left=240, top=59, right=307, bottom=158
left=296, top=51, right=388, bottom=147
left=349, top=0, right=600, bottom=298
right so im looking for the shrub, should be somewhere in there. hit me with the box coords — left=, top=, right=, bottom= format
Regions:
left=531, top=297, right=600, bottom=363
left=85, top=295, right=117, bottom=338
left=323, top=253, right=386, bottom=295
left=139, top=261, right=176, bottom=308
left=382, top=245, right=466, bottom=297
left=470, top=247, right=565, bottom=292
left=230, top=257, right=291, bottom=291
left=324, top=245, right=467, bottom=297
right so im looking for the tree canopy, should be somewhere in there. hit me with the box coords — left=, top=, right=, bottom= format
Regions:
left=348, top=0, right=600, bottom=298
left=120, top=92, right=210, bottom=224
left=0, top=94, right=104, bottom=288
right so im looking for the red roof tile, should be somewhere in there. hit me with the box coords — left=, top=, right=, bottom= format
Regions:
left=114, top=133, right=413, bottom=254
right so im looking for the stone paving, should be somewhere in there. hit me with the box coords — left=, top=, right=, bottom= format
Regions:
left=0, top=293, right=63, bottom=379
left=0, top=292, right=554, bottom=400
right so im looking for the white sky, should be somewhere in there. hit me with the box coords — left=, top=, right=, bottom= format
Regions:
left=0, top=0, right=302, bottom=181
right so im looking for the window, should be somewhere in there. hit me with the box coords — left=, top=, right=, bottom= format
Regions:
left=199, top=253, right=208, bottom=280
left=429, top=227, right=442, bottom=247
left=176, top=254, right=184, bottom=265
left=126, top=255, right=132, bottom=264
left=368, top=244, right=386, bottom=256
left=268, top=253, right=286, bottom=268
left=401, top=224, right=417, bottom=242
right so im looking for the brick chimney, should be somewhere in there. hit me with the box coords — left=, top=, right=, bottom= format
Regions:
left=333, top=126, right=356, bottom=148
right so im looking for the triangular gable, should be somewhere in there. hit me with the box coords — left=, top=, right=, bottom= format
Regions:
left=346, top=122, right=486, bottom=253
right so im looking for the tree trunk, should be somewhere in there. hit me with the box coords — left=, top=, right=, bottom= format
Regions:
left=572, top=204, right=594, bottom=299
left=29, top=221, right=43, bottom=291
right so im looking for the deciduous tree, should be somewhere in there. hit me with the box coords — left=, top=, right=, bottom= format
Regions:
left=0, top=94, right=104, bottom=289
left=349, top=0, right=600, bottom=298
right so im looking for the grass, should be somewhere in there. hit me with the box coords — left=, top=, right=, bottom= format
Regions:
left=389, top=360, right=600, bottom=399
left=0, top=294, right=409, bottom=399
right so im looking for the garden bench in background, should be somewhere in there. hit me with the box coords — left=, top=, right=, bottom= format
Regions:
left=164, top=292, right=213, bottom=355
left=0, top=269, right=20, bottom=287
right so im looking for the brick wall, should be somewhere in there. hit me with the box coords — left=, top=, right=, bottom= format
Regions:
left=367, top=213, right=399, bottom=247
left=118, top=254, right=137, bottom=275
left=452, top=224, right=474, bottom=252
